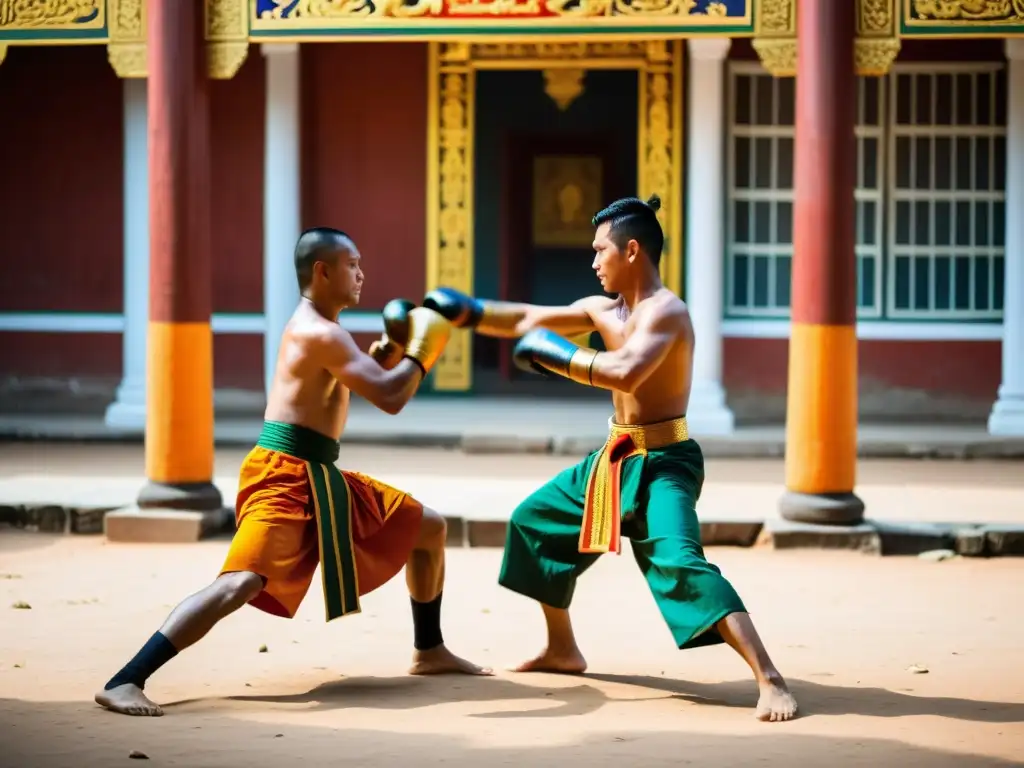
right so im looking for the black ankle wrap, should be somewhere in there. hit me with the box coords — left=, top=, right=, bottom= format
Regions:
left=411, top=592, right=444, bottom=651
left=104, top=632, right=179, bottom=691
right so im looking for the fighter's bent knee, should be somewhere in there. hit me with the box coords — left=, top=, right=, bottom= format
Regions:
left=216, top=571, right=264, bottom=607
left=416, top=506, right=448, bottom=547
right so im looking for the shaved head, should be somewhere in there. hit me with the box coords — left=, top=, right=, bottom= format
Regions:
left=294, top=227, right=356, bottom=292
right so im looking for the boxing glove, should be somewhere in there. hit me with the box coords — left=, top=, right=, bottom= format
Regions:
left=422, top=287, right=485, bottom=328
left=513, top=328, right=598, bottom=387
left=369, top=299, right=416, bottom=369
left=403, top=307, right=453, bottom=376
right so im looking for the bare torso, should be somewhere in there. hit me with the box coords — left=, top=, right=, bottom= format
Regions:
left=587, top=289, right=694, bottom=425
left=264, top=301, right=350, bottom=440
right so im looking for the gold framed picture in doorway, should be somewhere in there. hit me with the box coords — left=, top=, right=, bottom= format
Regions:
left=531, top=155, right=603, bottom=248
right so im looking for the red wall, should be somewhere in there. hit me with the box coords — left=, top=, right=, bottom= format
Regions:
left=301, top=42, right=428, bottom=311
left=724, top=338, right=1001, bottom=401
left=0, top=43, right=426, bottom=392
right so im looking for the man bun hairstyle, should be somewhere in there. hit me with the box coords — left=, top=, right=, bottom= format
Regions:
left=294, top=226, right=356, bottom=292
left=591, top=194, right=665, bottom=266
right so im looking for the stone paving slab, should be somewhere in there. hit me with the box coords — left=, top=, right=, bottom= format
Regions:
left=3, top=399, right=1024, bottom=458
left=2, top=469, right=1022, bottom=555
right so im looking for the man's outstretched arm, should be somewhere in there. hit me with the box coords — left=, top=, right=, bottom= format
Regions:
left=424, top=287, right=609, bottom=339
left=512, top=305, right=682, bottom=395
left=320, top=308, right=451, bottom=415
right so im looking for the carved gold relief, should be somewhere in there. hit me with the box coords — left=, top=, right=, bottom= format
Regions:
left=532, top=156, right=603, bottom=247
left=206, top=0, right=250, bottom=79
left=754, top=1, right=900, bottom=77
left=638, top=40, right=682, bottom=296
left=427, top=44, right=475, bottom=391
left=0, top=0, right=103, bottom=28
left=105, top=0, right=249, bottom=79
left=543, top=69, right=586, bottom=110
left=470, top=41, right=648, bottom=60
left=756, top=0, right=795, bottom=33
left=0, top=43, right=6, bottom=65
left=751, top=37, right=796, bottom=77
left=107, top=0, right=146, bottom=78
left=911, top=0, right=1024, bottom=20
left=859, top=0, right=894, bottom=33
left=855, top=37, right=902, bottom=75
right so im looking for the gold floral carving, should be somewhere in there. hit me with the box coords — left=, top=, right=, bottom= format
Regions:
left=756, top=0, right=794, bottom=33
left=0, top=0, right=103, bottom=28
left=858, top=0, right=894, bottom=34
left=106, top=0, right=249, bottom=79
left=106, top=0, right=146, bottom=78
left=639, top=41, right=682, bottom=295
left=754, top=1, right=900, bottom=77
left=855, top=37, right=901, bottom=75
left=751, top=37, right=796, bottom=76
left=428, top=48, right=474, bottom=391
left=469, top=41, right=648, bottom=60
left=543, top=69, right=586, bottom=110
left=911, top=0, right=1024, bottom=20
left=752, top=0, right=795, bottom=75
left=206, top=0, right=250, bottom=79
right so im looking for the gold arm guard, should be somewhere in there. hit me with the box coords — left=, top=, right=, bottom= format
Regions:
left=403, top=307, right=452, bottom=375
left=566, top=348, right=599, bottom=387
left=476, top=301, right=524, bottom=335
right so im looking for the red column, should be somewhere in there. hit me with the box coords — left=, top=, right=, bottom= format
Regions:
left=137, top=0, right=221, bottom=515
left=780, top=0, right=864, bottom=525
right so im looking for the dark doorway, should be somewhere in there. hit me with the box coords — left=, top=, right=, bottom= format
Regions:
left=473, top=69, right=638, bottom=395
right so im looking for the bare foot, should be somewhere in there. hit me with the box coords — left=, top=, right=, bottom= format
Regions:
left=514, top=646, right=588, bottom=675
left=755, top=677, right=798, bottom=722
left=409, top=644, right=493, bottom=676
left=95, top=683, right=164, bottom=717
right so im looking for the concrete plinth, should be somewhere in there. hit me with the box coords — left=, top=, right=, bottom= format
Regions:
left=779, top=490, right=865, bottom=526
left=136, top=480, right=223, bottom=512
left=762, top=518, right=880, bottom=554
left=104, top=506, right=232, bottom=543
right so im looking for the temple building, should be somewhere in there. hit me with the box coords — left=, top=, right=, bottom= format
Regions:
left=1, top=0, right=1022, bottom=437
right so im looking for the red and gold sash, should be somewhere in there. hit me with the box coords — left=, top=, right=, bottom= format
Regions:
left=578, top=415, right=690, bottom=555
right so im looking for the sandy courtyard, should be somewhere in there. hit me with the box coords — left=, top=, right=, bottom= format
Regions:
left=1, top=532, right=1022, bottom=767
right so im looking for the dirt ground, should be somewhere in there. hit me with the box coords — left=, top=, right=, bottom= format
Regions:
left=1, top=532, right=1022, bottom=768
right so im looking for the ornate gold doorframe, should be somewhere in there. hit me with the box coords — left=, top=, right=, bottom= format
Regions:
left=426, top=40, right=684, bottom=392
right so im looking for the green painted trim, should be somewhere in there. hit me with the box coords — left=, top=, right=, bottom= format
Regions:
left=900, top=19, right=1024, bottom=35
left=0, top=28, right=107, bottom=41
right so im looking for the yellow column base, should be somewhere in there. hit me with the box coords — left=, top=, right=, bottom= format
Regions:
left=145, top=321, right=215, bottom=485
left=784, top=323, right=858, bottom=494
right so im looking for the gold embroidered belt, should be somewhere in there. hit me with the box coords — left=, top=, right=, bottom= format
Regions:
left=578, top=415, right=689, bottom=555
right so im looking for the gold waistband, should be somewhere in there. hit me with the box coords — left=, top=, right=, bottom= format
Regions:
left=607, top=415, right=689, bottom=451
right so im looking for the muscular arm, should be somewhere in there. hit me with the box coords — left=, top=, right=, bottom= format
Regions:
left=588, top=307, right=681, bottom=393
left=317, top=326, right=423, bottom=415
left=476, top=296, right=609, bottom=339
left=515, top=303, right=684, bottom=395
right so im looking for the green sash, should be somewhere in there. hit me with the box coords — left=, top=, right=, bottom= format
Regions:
left=256, top=420, right=360, bottom=621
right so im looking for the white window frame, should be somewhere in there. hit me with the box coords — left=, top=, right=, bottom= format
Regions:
left=725, top=62, right=883, bottom=320
left=725, top=62, right=794, bottom=319
left=885, top=62, right=1007, bottom=322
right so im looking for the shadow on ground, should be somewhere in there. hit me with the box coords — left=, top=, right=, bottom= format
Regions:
left=0, top=692, right=1019, bottom=768
left=586, top=673, right=1024, bottom=724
